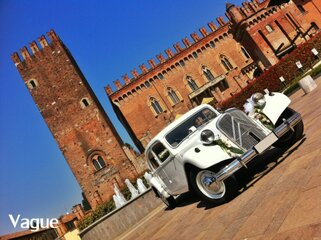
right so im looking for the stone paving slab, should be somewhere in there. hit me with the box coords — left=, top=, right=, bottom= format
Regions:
left=118, top=77, right=321, bottom=240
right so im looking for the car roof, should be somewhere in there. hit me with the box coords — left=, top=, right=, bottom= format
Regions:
left=145, top=104, right=216, bottom=152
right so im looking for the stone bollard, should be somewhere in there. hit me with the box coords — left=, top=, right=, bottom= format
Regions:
left=299, top=75, right=317, bottom=94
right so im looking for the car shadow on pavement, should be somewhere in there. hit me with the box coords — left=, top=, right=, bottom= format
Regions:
left=172, top=192, right=200, bottom=209
left=196, top=136, right=306, bottom=210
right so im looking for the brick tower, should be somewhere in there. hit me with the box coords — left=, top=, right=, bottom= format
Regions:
left=11, top=30, right=138, bottom=209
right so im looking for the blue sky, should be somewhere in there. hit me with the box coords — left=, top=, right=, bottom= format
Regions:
left=0, top=0, right=244, bottom=235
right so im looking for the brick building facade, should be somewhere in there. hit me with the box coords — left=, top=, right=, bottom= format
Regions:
left=11, top=30, right=141, bottom=209
left=106, top=0, right=321, bottom=151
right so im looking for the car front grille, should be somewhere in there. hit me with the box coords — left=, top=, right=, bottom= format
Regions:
left=217, top=109, right=268, bottom=150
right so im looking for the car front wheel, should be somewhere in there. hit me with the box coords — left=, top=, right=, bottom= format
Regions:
left=190, top=168, right=237, bottom=204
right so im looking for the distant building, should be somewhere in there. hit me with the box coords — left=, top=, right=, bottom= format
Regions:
left=0, top=205, right=84, bottom=240
left=0, top=228, right=58, bottom=240
left=55, top=204, right=85, bottom=240
left=56, top=204, right=84, bottom=237
left=106, top=0, right=321, bottom=150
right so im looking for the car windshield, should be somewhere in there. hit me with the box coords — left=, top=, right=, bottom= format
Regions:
left=165, top=108, right=217, bottom=147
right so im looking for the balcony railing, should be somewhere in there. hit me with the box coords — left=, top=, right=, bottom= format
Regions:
left=188, top=75, right=226, bottom=99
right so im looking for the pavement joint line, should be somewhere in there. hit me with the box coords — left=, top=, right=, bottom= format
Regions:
left=116, top=204, right=165, bottom=240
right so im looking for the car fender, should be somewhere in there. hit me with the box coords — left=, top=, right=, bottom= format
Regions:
left=262, top=92, right=291, bottom=125
left=182, top=144, right=231, bottom=169
left=149, top=175, right=171, bottom=198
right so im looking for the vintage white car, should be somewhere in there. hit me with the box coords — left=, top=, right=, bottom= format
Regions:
left=145, top=91, right=304, bottom=208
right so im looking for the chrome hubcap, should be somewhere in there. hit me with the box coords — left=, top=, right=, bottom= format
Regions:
left=196, top=170, right=226, bottom=199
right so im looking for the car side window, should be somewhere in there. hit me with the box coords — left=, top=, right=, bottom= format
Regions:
left=152, top=142, right=170, bottom=163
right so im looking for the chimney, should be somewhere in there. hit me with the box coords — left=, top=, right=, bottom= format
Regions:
left=173, top=43, right=183, bottom=53
left=139, top=64, right=149, bottom=74
left=38, top=35, right=49, bottom=48
left=131, top=69, right=139, bottom=78
left=148, top=59, right=157, bottom=68
left=113, top=80, right=122, bottom=90
left=47, top=29, right=59, bottom=42
left=20, top=46, right=31, bottom=60
left=30, top=41, right=40, bottom=55
left=11, top=52, right=22, bottom=65
left=190, top=32, right=200, bottom=42
left=208, top=22, right=217, bottom=32
left=217, top=16, right=226, bottom=26
left=156, top=53, right=165, bottom=63
left=182, top=38, right=191, bottom=47
left=105, top=85, right=113, bottom=95
left=122, top=74, right=131, bottom=84
left=165, top=48, right=174, bottom=58
left=199, top=27, right=209, bottom=37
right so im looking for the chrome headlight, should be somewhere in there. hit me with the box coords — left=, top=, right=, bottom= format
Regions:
left=251, top=92, right=266, bottom=108
left=200, top=129, right=219, bottom=145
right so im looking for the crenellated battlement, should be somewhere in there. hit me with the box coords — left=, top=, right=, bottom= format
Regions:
left=11, top=29, right=61, bottom=66
left=245, top=5, right=279, bottom=29
left=105, top=0, right=270, bottom=95
left=107, top=18, right=230, bottom=95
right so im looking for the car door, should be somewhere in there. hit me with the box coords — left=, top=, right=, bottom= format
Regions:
left=151, top=141, right=185, bottom=194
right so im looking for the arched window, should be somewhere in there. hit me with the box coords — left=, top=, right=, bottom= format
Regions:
left=80, top=98, right=90, bottom=108
left=167, top=88, right=180, bottom=105
left=30, top=80, right=36, bottom=88
left=221, top=56, right=233, bottom=71
left=179, top=60, right=185, bottom=67
left=265, top=24, right=274, bottom=33
left=92, top=155, right=106, bottom=171
left=27, top=79, right=38, bottom=89
left=157, top=73, right=164, bottom=79
left=202, top=66, right=215, bottom=81
left=311, top=22, right=319, bottom=30
left=145, top=81, right=151, bottom=88
left=241, top=47, right=250, bottom=59
left=150, top=98, right=163, bottom=114
left=187, top=76, right=198, bottom=91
